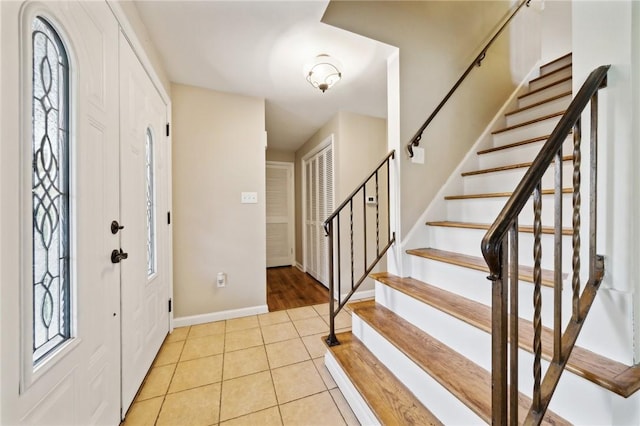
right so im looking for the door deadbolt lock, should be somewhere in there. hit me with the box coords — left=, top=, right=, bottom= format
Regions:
left=111, top=220, right=125, bottom=234
left=111, top=249, right=129, bottom=264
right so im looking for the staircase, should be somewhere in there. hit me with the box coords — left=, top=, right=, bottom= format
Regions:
left=324, top=54, right=639, bottom=424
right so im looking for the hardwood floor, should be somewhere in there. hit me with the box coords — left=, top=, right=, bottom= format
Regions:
left=266, top=266, right=330, bottom=311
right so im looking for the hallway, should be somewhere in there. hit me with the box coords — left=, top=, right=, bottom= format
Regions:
left=267, top=267, right=330, bottom=311
left=123, top=303, right=357, bottom=425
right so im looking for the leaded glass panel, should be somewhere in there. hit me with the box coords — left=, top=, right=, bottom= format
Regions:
left=145, top=128, right=156, bottom=276
left=32, top=17, right=70, bottom=364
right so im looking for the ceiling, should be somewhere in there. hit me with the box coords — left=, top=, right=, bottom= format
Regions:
left=133, top=0, right=396, bottom=153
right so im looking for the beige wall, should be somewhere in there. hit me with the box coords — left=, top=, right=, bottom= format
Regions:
left=323, top=1, right=539, bottom=238
left=294, top=111, right=387, bottom=266
left=172, top=83, right=266, bottom=318
left=266, top=148, right=295, bottom=163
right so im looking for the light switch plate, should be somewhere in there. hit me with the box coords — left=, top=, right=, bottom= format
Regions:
left=241, top=192, right=258, bottom=204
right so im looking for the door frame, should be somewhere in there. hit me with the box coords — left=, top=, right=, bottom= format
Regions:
left=266, top=161, right=295, bottom=267
left=301, top=134, right=335, bottom=283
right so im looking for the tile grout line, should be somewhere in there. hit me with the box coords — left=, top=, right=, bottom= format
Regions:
left=154, top=325, right=190, bottom=425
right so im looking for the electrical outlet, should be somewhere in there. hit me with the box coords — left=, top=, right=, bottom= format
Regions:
left=241, top=192, right=258, bottom=204
left=217, top=272, right=226, bottom=287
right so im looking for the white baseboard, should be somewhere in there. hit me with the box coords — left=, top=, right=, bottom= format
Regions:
left=346, top=289, right=375, bottom=301
left=295, top=262, right=304, bottom=271
left=173, top=304, right=269, bottom=328
left=324, top=351, right=380, bottom=426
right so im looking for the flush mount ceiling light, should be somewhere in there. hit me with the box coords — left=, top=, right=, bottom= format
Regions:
left=305, top=54, right=342, bottom=93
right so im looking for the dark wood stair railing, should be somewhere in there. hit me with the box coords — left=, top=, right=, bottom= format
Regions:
left=481, top=65, right=610, bottom=425
left=407, top=0, right=531, bottom=158
left=324, top=150, right=396, bottom=346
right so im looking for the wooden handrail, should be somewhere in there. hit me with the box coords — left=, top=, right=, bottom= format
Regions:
left=407, top=0, right=531, bottom=158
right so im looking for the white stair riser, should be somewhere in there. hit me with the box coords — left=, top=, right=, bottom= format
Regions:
left=408, top=256, right=492, bottom=305
left=324, top=352, right=380, bottom=426
left=445, top=193, right=573, bottom=226
left=518, top=79, right=572, bottom=109
left=530, top=66, right=572, bottom=92
left=374, top=281, right=611, bottom=425
left=424, top=225, right=573, bottom=271
left=505, top=95, right=570, bottom=127
left=479, top=138, right=572, bottom=170
left=351, top=314, right=484, bottom=425
left=406, top=258, right=571, bottom=328
left=540, top=56, right=572, bottom=76
left=462, top=162, right=573, bottom=194
left=492, top=116, right=561, bottom=147
left=511, top=343, right=611, bottom=425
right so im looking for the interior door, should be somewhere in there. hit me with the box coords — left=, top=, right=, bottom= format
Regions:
left=119, top=33, right=170, bottom=413
left=266, top=162, right=295, bottom=267
left=303, top=142, right=333, bottom=286
left=3, top=2, right=121, bottom=424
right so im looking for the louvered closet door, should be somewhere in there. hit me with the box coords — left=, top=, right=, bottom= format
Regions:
left=304, top=143, right=333, bottom=287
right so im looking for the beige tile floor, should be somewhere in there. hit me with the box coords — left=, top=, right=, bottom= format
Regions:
left=122, top=304, right=358, bottom=426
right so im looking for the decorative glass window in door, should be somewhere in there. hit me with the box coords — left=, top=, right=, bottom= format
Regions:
left=145, top=128, right=156, bottom=276
left=32, top=17, right=71, bottom=364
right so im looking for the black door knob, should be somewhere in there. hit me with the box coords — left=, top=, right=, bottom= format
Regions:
left=111, top=249, right=129, bottom=264
left=111, top=220, right=125, bottom=234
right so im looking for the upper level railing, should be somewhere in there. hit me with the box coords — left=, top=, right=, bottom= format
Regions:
left=481, top=65, right=610, bottom=425
left=407, top=0, right=531, bottom=158
left=324, top=150, right=395, bottom=346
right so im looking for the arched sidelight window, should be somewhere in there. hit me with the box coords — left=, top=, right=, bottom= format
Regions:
left=31, top=16, right=71, bottom=365
left=145, top=127, right=156, bottom=277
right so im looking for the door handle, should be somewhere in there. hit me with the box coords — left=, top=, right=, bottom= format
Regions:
left=111, top=220, right=125, bottom=234
left=111, top=249, right=129, bottom=264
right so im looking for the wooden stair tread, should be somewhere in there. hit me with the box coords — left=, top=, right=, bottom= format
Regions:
left=406, top=247, right=561, bottom=287
left=529, top=64, right=572, bottom=85
left=444, top=188, right=572, bottom=200
left=325, top=331, right=442, bottom=425
left=505, top=91, right=571, bottom=117
left=540, top=53, right=572, bottom=71
left=477, top=133, right=572, bottom=155
left=519, top=76, right=572, bottom=100
left=461, top=155, right=572, bottom=176
left=370, top=272, right=640, bottom=397
left=425, top=220, right=572, bottom=236
left=492, top=111, right=565, bottom=135
left=349, top=299, right=569, bottom=425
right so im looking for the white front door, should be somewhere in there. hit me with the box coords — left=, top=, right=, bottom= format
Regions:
left=119, top=32, right=170, bottom=414
left=1, top=1, right=121, bottom=424
left=266, top=162, right=295, bottom=267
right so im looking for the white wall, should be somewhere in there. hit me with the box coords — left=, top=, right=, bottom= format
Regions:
left=171, top=83, right=267, bottom=321
left=572, top=0, right=638, bottom=367
left=540, top=0, right=571, bottom=63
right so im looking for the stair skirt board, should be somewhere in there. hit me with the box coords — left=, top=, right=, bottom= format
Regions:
left=324, top=351, right=380, bottom=426
left=350, top=315, right=483, bottom=425
left=372, top=281, right=613, bottom=424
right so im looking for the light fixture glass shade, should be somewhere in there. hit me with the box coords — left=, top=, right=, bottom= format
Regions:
left=306, top=54, right=342, bottom=93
